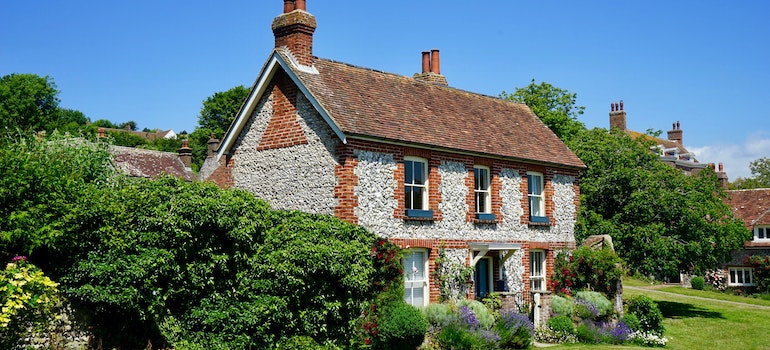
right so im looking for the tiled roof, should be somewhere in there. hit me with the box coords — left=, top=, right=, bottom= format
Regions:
left=290, top=55, right=585, bottom=169
left=110, top=146, right=194, bottom=181
left=726, top=188, right=770, bottom=227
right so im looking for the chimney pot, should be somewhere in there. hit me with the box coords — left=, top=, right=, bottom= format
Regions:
left=178, top=139, right=193, bottom=168
left=719, top=163, right=724, bottom=172
left=611, top=103, right=615, bottom=112
left=677, top=121, right=681, bottom=130
left=284, top=0, right=294, bottom=13
left=422, top=51, right=431, bottom=74
left=430, top=49, right=441, bottom=75
left=620, top=100, right=624, bottom=110
left=295, top=0, right=306, bottom=11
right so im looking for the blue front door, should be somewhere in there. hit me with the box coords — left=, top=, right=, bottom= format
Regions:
left=475, top=258, right=490, bottom=298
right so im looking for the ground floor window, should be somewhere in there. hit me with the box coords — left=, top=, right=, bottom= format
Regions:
left=728, top=267, right=754, bottom=286
left=404, top=249, right=429, bottom=306
left=530, top=250, right=546, bottom=291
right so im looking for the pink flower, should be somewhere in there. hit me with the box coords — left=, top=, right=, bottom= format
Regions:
left=11, top=256, right=27, bottom=262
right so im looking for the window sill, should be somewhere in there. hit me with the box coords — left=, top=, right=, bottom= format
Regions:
left=405, top=209, right=434, bottom=221
left=528, top=216, right=550, bottom=226
left=473, top=213, right=498, bottom=224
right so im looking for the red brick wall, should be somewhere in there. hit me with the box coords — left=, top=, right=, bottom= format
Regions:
left=207, top=154, right=235, bottom=188
left=257, top=71, right=308, bottom=151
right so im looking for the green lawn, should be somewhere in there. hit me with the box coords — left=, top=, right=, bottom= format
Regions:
left=545, top=282, right=770, bottom=350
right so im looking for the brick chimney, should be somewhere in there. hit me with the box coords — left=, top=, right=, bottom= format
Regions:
left=414, top=49, right=448, bottom=86
left=272, top=0, right=317, bottom=66
left=207, top=133, right=221, bottom=158
left=609, top=100, right=627, bottom=131
left=667, top=121, right=683, bottom=144
left=178, top=139, right=192, bottom=168
left=717, top=162, right=729, bottom=189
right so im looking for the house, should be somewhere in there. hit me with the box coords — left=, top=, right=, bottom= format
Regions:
left=608, top=101, right=729, bottom=185
left=722, top=188, right=770, bottom=287
left=97, top=125, right=177, bottom=141
left=110, top=140, right=194, bottom=181
left=201, top=1, right=585, bottom=314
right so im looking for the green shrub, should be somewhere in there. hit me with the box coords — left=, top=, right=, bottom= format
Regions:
left=575, top=291, right=613, bottom=319
left=552, top=247, right=624, bottom=297
left=458, top=299, right=495, bottom=330
left=376, top=302, right=427, bottom=350
left=690, top=276, right=705, bottom=290
left=0, top=258, right=60, bottom=349
left=575, top=321, right=599, bottom=344
left=495, top=311, right=533, bottom=349
left=626, top=295, right=664, bottom=336
left=435, top=323, right=498, bottom=350
left=620, top=313, right=641, bottom=333
left=551, top=295, right=574, bottom=316
left=547, top=315, right=574, bottom=335
left=422, top=303, right=454, bottom=327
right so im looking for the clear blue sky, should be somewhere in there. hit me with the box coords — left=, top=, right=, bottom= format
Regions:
left=2, top=1, right=768, bottom=178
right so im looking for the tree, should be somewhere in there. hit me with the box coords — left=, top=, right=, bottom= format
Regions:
left=568, top=128, right=750, bottom=277
left=501, top=79, right=586, bottom=141
left=0, top=73, right=60, bottom=132
left=54, top=108, right=90, bottom=133
left=731, top=157, right=770, bottom=189
left=197, top=85, right=249, bottom=136
left=189, top=85, right=249, bottom=171
left=0, top=133, right=114, bottom=257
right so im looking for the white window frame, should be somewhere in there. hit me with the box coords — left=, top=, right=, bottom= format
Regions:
left=474, top=166, right=491, bottom=214
left=527, top=172, right=545, bottom=219
left=404, top=249, right=429, bottom=307
left=404, top=157, right=429, bottom=211
left=754, top=226, right=770, bottom=241
left=728, top=267, right=754, bottom=286
left=530, top=250, right=546, bottom=291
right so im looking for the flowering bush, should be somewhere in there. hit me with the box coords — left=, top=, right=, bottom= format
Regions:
left=0, top=257, right=60, bottom=348
left=745, top=255, right=770, bottom=293
left=495, top=311, right=533, bottom=349
left=704, top=269, right=726, bottom=291
left=551, top=246, right=624, bottom=298
left=535, top=326, right=578, bottom=344
left=629, top=331, right=668, bottom=347
left=626, top=295, right=665, bottom=336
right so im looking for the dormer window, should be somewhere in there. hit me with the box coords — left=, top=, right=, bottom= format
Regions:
left=755, top=226, right=770, bottom=241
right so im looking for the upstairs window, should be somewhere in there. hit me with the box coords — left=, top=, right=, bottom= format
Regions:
left=754, top=226, right=770, bottom=241
left=527, top=172, right=547, bottom=223
left=404, top=157, right=430, bottom=217
left=474, top=166, right=491, bottom=214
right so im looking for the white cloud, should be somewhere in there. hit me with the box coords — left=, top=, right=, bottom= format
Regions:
left=689, top=131, right=770, bottom=180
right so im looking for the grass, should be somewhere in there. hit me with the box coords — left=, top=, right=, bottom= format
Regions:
left=656, top=285, right=770, bottom=308
left=545, top=279, right=770, bottom=350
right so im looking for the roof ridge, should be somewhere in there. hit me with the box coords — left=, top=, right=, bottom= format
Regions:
left=313, top=57, right=528, bottom=106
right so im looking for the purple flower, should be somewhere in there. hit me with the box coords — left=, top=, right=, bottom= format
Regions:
left=459, top=305, right=479, bottom=329
left=499, top=311, right=534, bottom=335
left=610, top=321, right=632, bottom=343
left=11, top=256, right=27, bottom=263
left=575, top=298, right=600, bottom=319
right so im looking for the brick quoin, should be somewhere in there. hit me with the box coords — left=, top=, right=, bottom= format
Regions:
left=207, top=154, right=235, bottom=188
left=257, top=71, right=308, bottom=151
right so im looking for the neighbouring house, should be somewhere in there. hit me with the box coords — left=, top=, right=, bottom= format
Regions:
left=97, top=125, right=177, bottom=141
left=608, top=101, right=728, bottom=186
left=110, top=139, right=194, bottom=181
left=201, top=0, right=585, bottom=317
left=722, top=188, right=770, bottom=288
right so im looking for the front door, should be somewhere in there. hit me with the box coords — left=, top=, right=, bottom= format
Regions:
left=475, top=257, right=491, bottom=298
